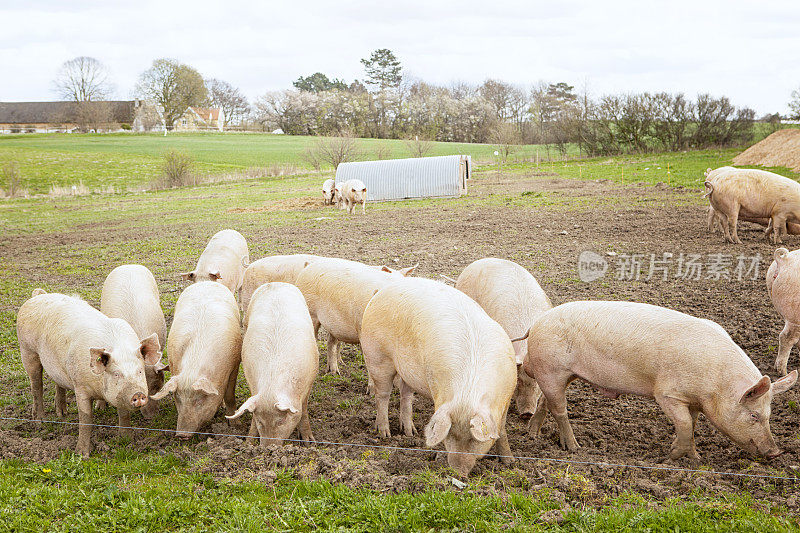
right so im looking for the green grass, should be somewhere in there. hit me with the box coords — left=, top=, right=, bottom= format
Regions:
left=496, top=148, right=800, bottom=188
left=0, top=452, right=795, bottom=532
left=0, top=132, right=571, bottom=193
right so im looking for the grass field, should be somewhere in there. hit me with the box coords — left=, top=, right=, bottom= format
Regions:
left=0, top=132, right=579, bottom=193
left=2, top=137, right=800, bottom=530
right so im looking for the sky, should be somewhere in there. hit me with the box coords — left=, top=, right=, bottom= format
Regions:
left=1, top=0, right=798, bottom=115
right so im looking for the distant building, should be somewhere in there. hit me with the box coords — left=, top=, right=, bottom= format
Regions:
left=0, top=100, right=145, bottom=133
left=174, top=107, right=225, bottom=132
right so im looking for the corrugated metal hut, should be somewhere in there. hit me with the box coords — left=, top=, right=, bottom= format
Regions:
left=334, top=155, right=470, bottom=201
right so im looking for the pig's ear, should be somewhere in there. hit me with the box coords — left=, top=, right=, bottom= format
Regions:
left=740, top=375, right=771, bottom=404
left=399, top=263, right=419, bottom=277
left=192, top=377, right=219, bottom=396
left=151, top=376, right=178, bottom=400
left=380, top=265, right=393, bottom=273
left=704, top=168, right=712, bottom=176
left=139, top=333, right=162, bottom=365
left=226, top=395, right=259, bottom=420
left=154, top=361, right=169, bottom=373
left=774, top=248, right=789, bottom=263
left=425, top=406, right=452, bottom=447
left=31, top=288, right=46, bottom=297
left=208, top=270, right=222, bottom=282
left=469, top=412, right=500, bottom=442
left=274, top=395, right=299, bottom=414
left=89, top=348, right=111, bottom=375
left=180, top=271, right=195, bottom=282
left=772, top=370, right=798, bottom=395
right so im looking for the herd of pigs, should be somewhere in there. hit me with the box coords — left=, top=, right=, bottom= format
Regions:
left=13, top=166, right=800, bottom=477
left=322, top=178, right=367, bottom=214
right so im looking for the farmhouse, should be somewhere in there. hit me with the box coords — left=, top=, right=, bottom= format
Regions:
left=174, top=107, right=225, bottom=132
left=335, top=155, right=470, bottom=201
left=0, top=100, right=149, bottom=133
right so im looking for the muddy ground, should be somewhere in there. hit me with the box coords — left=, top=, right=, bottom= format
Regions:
left=2, top=175, right=799, bottom=508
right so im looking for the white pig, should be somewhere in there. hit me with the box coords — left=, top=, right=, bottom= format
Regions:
left=240, top=254, right=321, bottom=313
left=226, top=282, right=318, bottom=445
left=17, top=290, right=161, bottom=456
left=767, top=247, right=800, bottom=375
left=151, top=281, right=242, bottom=438
left=322, top=178, right=336, bottom=205
left=522, top=301, right=797, bottom=460
left=360, top=277, right=518, bottom=477
left=101, top=264, right=168, bottom=419
left=455, top=258, right=551, bottom=421
left=334, top=182, right=345, bottom=210
left=181, top=229, right=249, bottom=296
left=342, top=179, right=367, bottom=215
left=294, top=257, right=417, bottom=375
left=704, top=168, right=800, bottom=244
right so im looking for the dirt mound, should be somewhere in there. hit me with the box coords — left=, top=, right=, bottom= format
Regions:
left=733, top=128, right=800, bottom=171
left=227, top=196, right=322, bottom=213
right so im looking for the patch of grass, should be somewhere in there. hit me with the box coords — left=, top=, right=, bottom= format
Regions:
left=0, top=453, right=795, bottom=532
left=0, top=132, right=565, bottom=193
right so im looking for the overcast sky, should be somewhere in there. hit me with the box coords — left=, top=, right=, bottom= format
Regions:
left=1, top=0, right=798, bottom=115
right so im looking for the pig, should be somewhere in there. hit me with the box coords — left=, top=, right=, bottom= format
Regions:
left=101, top=264, right=168, bottom=419
left=17, top=290, right=161, bottom=456
left=334, top=182, right=345, bottom=209
left=342, top=179, right=367, bottom=215
left=150, top=281, right=242, bottom=438
left=239, top=254, right=321, bottom=313
left=455, top=258, right=551, bottom=422
left=704, top=168, right=800, bottom=244
left=226, top=282, right=318, bottom=445
left=322, top=178, right=336, bottom=205
left=181, top=229, right=249, bottom=296
left=294, top=257, right=417, bottom=375
left=360, top=277, right=518, bottom=477
left=766, top=247, right=800, bottom=376
left=522, top=300, right=798, bottom=460
left=704, top=167, right=800, bottom=237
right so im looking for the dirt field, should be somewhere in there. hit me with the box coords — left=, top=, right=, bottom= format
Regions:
left=2, top=175, right=799, bottom=508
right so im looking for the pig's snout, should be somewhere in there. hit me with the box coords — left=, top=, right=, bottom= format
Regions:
left=175, top=432, right=193, bottom=440
left=130, top=392, right=148, bottom=409
left=519, top=412, right=533, bottom=421
left=765, top=448, right=784, bottom=459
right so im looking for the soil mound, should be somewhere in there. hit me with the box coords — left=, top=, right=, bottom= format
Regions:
left=733, top=128, right=800, bottom=171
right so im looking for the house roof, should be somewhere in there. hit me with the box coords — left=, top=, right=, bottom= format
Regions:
left=0, top=101, right=138, bottom=124
left=187, top=107, right=221, bottom=122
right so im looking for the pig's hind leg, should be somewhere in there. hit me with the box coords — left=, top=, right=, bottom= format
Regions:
left=398, top=379, right=417, bottom=436
left=362, top=340, right=396, bottom=438
left=655, top=394, right=700, bottom=461
left=20, top=345, right=45, bottom=423
left=224, top=367, right=239, bottom=419
left=536, top=371, right=579, bottom=451
left=776, top=321, right=800, bottom=376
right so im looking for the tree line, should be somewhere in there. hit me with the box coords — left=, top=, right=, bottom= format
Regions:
left=52, top=51, right=800, bottom=155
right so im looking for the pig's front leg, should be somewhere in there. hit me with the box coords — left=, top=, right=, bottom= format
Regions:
left=118, top=409, right=132, bottom=439
left=776, top=321, right=800, bottom=376
left=246, top=419, right=258, bottom=445
left=299, top=396, right=315, bottom=443
left=75, top=391, right=94, bottom=457
left=224, top=367, right=238, bottom=419
left=326, top=333, right=342, bottom=374
left=495, top=412, right=514, bottom=465
left=655, top=394, right=699, bottom=461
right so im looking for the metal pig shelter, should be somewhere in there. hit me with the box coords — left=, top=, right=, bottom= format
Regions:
left=334, top=155, right=470, bottom=201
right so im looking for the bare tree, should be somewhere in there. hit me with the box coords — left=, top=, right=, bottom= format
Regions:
left=136, top=59, right=207, bottom=129
left=491, top=123, right=522, bottom=163
left=789, top=86, right=800, bottom=120
left=2, top=162, right=24, bottom=198
left=205, top=78, right=250, bottom=126
left=304, top=131, right=363, bottom=170
left=404, top=135, right=434, bottom=158
left=53, top=57, right=113, bottom=102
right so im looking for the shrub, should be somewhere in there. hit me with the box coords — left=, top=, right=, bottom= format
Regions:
left=2, top=162, right=24, bottom=198
left=154, top=150, right=196, bottom=188
left=120, top=123, right=132, bottom=130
